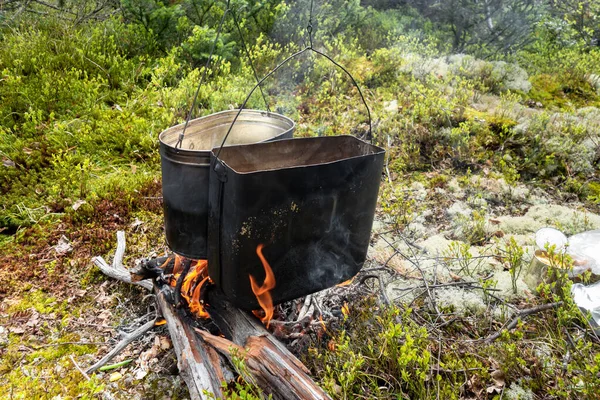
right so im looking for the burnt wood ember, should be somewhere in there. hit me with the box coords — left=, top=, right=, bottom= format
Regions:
left=173, top=258, right=193, bottom=307
left=130, top=256, right=172, bottom=282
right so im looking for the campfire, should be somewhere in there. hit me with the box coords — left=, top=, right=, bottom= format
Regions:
left=91, top=117, right=384, bottom=399
left=93, top=229, right=363, bottom=399
left=89, top=29, right=383, bottom=397
left=157, top=247, right=278, bottom=329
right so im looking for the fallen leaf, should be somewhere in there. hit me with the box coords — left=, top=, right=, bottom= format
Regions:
left=53, top=235, right=73, bottom=256
left=109, top=372, right=122, bottom=382
left=25, top=311, right=40, bottom=328
left=327, top=339, right=336, bottom=351
left=491, top=369, right=505, bottom=387
left=9, top=326, right=26, bottom=334
left=2, top=158, right=15, bottom=168
left=158, top=336, right=171, bottom=350
left=486, top=385, right=501, bottom=394
left=72, top=200, right=87, bottom=211
left=134, top=369, right=148, bottom=380
left=449, top=272, right=462, bottom=281
left=97, top=309, right=112, bottom=322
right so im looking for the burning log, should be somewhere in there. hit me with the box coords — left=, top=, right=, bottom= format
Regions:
left=204, top=288, right=332, bottom=400
left=92, top=236, right=228, bottom=399
left=154, top=285, right=230, bottom=398
left=92, top=231, right=331, bottom=400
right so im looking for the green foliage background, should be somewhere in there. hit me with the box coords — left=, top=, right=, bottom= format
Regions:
left=0, top=0, right=599, bottom=398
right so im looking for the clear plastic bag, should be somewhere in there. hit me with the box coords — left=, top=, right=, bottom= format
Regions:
left=571, top=280, right=600, bottom=332
left=568, top=229, right=600, bottom=275
left=535, top=228, right=600, bottom=276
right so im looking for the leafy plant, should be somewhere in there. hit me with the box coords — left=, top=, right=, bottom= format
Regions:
left=500, top=237, right=525, bottom=294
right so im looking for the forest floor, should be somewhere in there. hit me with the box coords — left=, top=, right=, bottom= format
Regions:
left=2, top=158, right=600, bottom=399
left=1, top=27, right=600, bottom=398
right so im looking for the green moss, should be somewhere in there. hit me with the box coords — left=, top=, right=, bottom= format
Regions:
left=528, top=74, right=565, bottom=108
left=8, top=289, right=67, bottom=315
left=587, top=182, right=600, bottom=205
left=528, top=74, right=600, bottom=110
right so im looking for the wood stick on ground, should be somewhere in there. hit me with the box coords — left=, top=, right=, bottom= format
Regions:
left=296, top=294, right=314, bottom=322
left=483, top=302, right=563, bottom=343
left=86, top=317, right=157, bottom=373
left=154, top=286, right=229, bottom=399
left=92, top=232, right=228, bottom=399
left=94, top=232, right=330, bottom=399
left=359, top=273, right=391, bottom=306
left=206, top=288, right=332, bottom=400
left=70, top=354, right=90, bottom=381
left=91, top=230, right=152, bottom=291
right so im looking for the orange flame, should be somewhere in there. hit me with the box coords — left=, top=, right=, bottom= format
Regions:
left=249, top=244, right=276, bottom=328
left=336, top=277, right=354, bottom=287
left=170, top=254, right=184, bottom=286
left=179, top=259, right=210, bottom=319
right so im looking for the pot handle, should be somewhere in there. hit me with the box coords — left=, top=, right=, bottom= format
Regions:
left=213, top=45, right=373, bottom=164
left=176, top=1, right=270, bottom=149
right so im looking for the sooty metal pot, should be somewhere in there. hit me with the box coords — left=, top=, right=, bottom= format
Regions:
left=159, top=110, right=295, bottom=259
left=208, top=135, right=385, bottom=310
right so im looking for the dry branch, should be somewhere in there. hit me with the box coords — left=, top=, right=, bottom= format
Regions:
left=91, top=232, right=226, bottom=399
left=91, top=230, right=152, bottom=291
left=483, top=301, right=563, bottom=343
left=205, top=288, right=332, bottom=400
left=154, top=286, right=228, bottom=399
left=86, top=316, right=157, bottom=374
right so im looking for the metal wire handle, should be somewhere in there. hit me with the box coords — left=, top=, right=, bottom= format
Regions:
left=214, top=46, right=373, bottom=162
left=214, top=0, right=373, bottom=163
left=176, top=0, right=270, bottom=149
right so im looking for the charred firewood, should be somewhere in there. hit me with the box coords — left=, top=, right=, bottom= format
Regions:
left=130, top=256, right=172, bottom=282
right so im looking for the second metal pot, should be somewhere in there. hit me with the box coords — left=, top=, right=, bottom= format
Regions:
left=159, top=110, right=295, bottom=259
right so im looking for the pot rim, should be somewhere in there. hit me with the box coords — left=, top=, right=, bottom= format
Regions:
left=212, top=135, right=385, bottom=175
left=159, top=109, right=295, bottom=153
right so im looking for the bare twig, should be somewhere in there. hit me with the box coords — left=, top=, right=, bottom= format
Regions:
left=386, top=235, right=441, bottom=318
left=91, top=230, right=153, bottom=291
left=482, top=302, right=563, bottom=343
left=92, top=255, right=152, bottom=290
left=86, top=316, right=157, bottom=373
left=297, top=295, right=314, bottom=322
left=70, top=354, right=90, bottom=381
left=359, top=274, right=390, bottom=306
